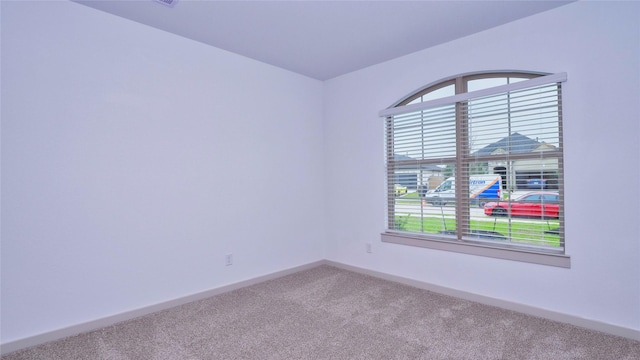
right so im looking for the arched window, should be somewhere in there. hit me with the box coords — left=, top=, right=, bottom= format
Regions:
left=381, top=71, right=568, bottom=267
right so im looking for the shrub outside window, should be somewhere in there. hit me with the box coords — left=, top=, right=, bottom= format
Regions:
left=380, top=71, right=569, bottom=267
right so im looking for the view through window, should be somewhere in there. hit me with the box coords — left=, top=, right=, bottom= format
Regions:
left=382, top=72, right=566, bottom=261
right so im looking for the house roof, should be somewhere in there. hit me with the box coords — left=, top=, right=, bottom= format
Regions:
left=393, top=154, right=443, bottom=172
left=473, top=132, right=554, bottom=156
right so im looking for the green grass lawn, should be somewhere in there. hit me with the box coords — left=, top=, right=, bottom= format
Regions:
left=395, top=192, right=421, bottom=204
left=394, top=215, right=560, bottom=247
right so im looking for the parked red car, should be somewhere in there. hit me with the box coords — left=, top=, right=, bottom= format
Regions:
left=483, top=192, right=560, bottom=219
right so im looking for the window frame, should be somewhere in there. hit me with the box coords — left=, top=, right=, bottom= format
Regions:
left=381, top=71, right=570, bottom=268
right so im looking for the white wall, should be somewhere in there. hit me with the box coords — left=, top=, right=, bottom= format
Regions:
left=1, top=1, right=325, bottom=343
left=324, top=1, right=640, bottom=333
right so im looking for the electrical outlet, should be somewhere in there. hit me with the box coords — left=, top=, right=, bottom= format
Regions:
left=225, top=253, right=233, bottom=266
left=366, top=243, right=372, bottom=253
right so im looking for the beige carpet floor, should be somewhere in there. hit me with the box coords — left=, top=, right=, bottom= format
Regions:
left=3, top=265, right=640, bottom=359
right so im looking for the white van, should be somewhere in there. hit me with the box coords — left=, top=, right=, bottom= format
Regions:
left=423, top=174, right=503, bottom=207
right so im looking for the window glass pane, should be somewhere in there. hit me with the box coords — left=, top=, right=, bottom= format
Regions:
left=390, top=163, right=456, bottom=236
left=421, top=84, right=455, bottom=102
left=466, top=93, right=512, bottom=154
left=406, top=84, right=455, bottom=105
left=392, top=105, right=457, bottom=160
left=468, top=76, right=530, bottom=92
left=462, top=169, right=507, bottom=242
left=465, top=158, right=562, bottom=248
left=466, top=83, right=561, bottom=156
left=468, top=77, right=507, bottom=92
left=509, top=85, right=561, bottom=148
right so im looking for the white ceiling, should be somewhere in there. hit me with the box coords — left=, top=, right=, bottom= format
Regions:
left=75, top=0, right=573, bottom=80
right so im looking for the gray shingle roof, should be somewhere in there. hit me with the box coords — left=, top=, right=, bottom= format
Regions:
left=473, top=132, right=552, bottom=156
left=392, top=153, right=443, bottom=172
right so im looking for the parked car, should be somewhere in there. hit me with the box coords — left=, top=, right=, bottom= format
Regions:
left=483, top=191, right=559, bottom=219
left=394, top=184, right=408, bottom=196
left=525, top=178, right=547, bottom=189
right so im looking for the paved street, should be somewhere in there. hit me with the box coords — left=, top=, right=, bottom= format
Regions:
left=394, top=202, right=485, bottom=218
left=394, top=201, right=553, bottom=224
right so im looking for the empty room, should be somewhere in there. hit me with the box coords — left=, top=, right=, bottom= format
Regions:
left=1, top=0, right=639, bottom=358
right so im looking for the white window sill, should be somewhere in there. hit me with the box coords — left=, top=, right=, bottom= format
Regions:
left=381, top=231, right=571, bottom=268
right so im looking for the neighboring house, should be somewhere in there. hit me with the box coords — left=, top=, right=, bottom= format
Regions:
left=392, top=153, right=444, bottom=189
left=473, top=132, right=560, bottom=190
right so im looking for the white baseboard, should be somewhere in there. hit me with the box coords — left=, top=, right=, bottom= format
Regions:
left=3, top=259, right=638, bottom=355
left=0, top=260, right=324, bottom=356
left=325, top=260, right=640, bottom=342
